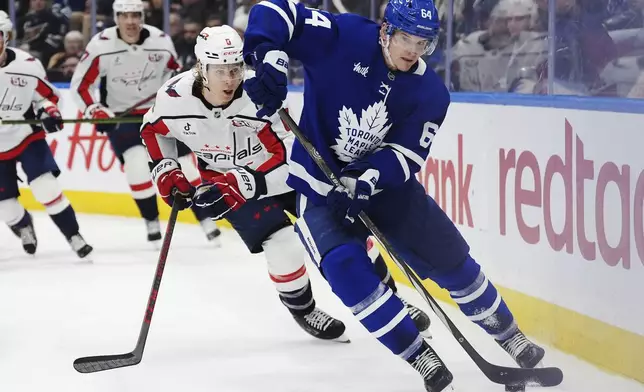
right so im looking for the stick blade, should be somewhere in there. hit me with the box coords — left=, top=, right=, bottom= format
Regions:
left=73, top=352, right=141, bottom=373
left=485, top=364, right=564, bottom=387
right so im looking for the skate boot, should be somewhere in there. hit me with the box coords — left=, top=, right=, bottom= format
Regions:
left=292, top=308, right=350, bottom=343
left=400, top=297, right=432, bottom=338
left=9, top=211, right=37, bottom=255
left=68, top=234, right=94, bottom=258
left=497, top=330, right=545, bottom=369
left=199, top=219, right=221, bottom=246
left=146, top=218, right=162, bottom=242
left=409, top=341, right=454, bottom=392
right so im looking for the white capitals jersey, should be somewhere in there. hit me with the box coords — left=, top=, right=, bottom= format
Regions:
left=0, top=48, right=60, bottom=158
left=70, top=25, right=180, bottom=116
left=141, top=71, right=294, bottom=198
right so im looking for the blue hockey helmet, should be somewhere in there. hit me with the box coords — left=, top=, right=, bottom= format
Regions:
left=383, top=0, right=440, bottom=41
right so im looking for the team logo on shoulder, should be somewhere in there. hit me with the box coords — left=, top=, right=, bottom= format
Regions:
left=10, top=77, right=27, bottom=87
left=198, top=32, right=209, bottom=40
left=332, top=84, right=393, bottom=163
left=148, top=53, right=163, bottom=62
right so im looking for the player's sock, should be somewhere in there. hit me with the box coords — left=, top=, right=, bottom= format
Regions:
left=322, top=244, right=422, bottom=358
left=277, top=279, right=315, bottom=316
left=48, top=205, right=93, bottom=258
left=191, top=204, right=221, bottom=243
left=49, top=205, right=80, bottom=239
left=133, top=196, right=161, bottom=241
left=370, top=238, right=432, bottom=337
left=432, top=255, right=516, bottom=337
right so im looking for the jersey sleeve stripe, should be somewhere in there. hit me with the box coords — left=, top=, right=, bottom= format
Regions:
left=258, top=1, right=295, bottom=40
left=381, top=142, right=426, bottom=167
left=166, top=56, right=181, bottom=71
left=390, top=149, right=411, bottom=182
left=256, top=123, right=287, bottom=174
left=141, top=120, right=171, bottom=160
left=35, top=79, right=59, bottom=104
left=78, top=57, right=101, bottom=106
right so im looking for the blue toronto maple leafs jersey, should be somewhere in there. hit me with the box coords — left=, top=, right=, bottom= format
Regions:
left=243, top=0, right=450, bottom=205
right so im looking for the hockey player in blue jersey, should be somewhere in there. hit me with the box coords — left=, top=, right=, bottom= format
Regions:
left=241, top=0, right=546, bottom=391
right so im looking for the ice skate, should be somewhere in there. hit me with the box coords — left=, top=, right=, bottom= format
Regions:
left=10, top=211, right=37, bottom=255
left=400, top=297, right=432, bottom=338
left=146, top=218, right=162, bottom=243
left=498, top=330, right=545, bottom=369
left=292, top=307, right=350, bottom=343
left=409, top=341, right=454, bottom=392
left=68, top=234, right=94, bottom=258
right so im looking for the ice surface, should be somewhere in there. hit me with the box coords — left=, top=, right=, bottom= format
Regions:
left=0, top=213, right=642, bottom=392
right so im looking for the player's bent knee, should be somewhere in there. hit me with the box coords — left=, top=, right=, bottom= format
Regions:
left=430, top=254, right=482, bottom=292
left=322, top=243, right=384, bottom=306
left=263, top=226, right=309, bottom=292
left=0, top=198, right=26, bottom=225
left=123, top=146, right=156, bottom=199
left=321, top=243, right=371, bottom=286
left=30, top=173, right=70, bottom=215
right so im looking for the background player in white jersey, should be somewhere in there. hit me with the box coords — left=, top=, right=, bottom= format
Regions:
left=70, top=0, right=221, bottom=246
left=0, top=11, right=92, bottom=258
left=141, top=25, right=432, bottom=342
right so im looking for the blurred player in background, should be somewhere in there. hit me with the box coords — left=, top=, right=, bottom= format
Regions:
left=0, top=11, right=93, bottom=258
left=70, top=0, right=221, bottom=246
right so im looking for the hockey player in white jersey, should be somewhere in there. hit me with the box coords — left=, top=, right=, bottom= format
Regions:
left=70, top=0, right=221, bottom=246
left=140, top=25, right=432, bottom=342
left=0, top=11, right=93, bottom=258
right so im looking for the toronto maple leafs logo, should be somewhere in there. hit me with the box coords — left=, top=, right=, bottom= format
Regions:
left=332, top=84, right=392, bottom=163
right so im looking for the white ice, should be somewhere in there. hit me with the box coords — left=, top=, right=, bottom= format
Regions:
left=0, top=212, right=642, bottom=392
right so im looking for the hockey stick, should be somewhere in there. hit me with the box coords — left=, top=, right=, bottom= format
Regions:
left=277, top=109, right=563, bottom=389
left=73, top=199, right=180, bottom=374
left=0, top=92, right=157, bottom=126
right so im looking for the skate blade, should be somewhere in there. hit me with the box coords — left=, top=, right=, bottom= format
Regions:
left=149, top=240, right=161, bottom=250
left=420, top=329, right=433, bottom=340
left=208, top=237, right=223, bottom=248
left=331, top=333, right=351, bottom=344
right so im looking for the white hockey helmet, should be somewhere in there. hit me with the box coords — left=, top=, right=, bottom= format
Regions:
left=0, top=11, right=14, bottom=54
left=194, top=25, right=244, bottom=83
left=113, top=0, right=145, bottom=21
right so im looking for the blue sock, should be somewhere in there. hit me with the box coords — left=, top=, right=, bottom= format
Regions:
left=49, top=206, right=80, bottom=239
left=134, top=196, right=159, bottom=221
left=433, top=255, right=517, bottom=341
left=322, top=244, right=423, bottom=359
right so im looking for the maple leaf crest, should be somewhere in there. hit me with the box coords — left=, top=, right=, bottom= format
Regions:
left=332, top=106, right=360, bottom=162
left=332, top=99, right=392, bottom=163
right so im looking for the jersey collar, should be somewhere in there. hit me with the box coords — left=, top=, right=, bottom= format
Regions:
left=116, top=27, right=150, bottom=46
left=1, top=48, right=16, bottom=68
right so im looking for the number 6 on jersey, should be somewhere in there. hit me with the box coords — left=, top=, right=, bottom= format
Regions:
left=420, top=121, right=438, bottom=148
